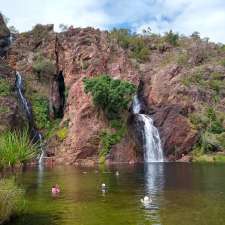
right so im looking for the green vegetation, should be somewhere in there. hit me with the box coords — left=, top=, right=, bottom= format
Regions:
left=8, top=25, right=19, bottom=34
left=83, top=75, right=136, bottom=120
left=220, top=58, right=225, bottom=67
left=56, top=127, right=68, bottom=141
left=190, top=107, right=225, bottom=154
left=83, top=75, right=136, bottom=160
left=191, top=31, right=201, bottom=40
left=164, top=30, right=179, bottom=46
left=59, top=24, right=69, bottom=32
left=0, top=129, right=37, bottom=168
left=176, top=51, right=189, bottom=66
left=0, top=78, right=11, bottom=96
left=30, top=94, right=50, bottom=130
left=99, top=119, right=126, bottom=161
left=31, top=24, right=50, bottom=42
left=109, top=28, right=150, bottom=62
left=0, top=178, right=26, bottom=224
left=192, top=149, right=225, bottom=163
left=0, top=106, right=9, bottom=114
left=32, top=54, right=56, bottom=79
left=182, top=70, right=225, bottom=101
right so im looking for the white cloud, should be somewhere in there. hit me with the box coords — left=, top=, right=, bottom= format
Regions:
left=1, top=0, right=109, bottom=31
left=1, top=0, right=225, bottom=43
left=135, top=0, right=225, bottom=43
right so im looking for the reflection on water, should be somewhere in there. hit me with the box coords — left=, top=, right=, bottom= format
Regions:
left=6, top=163, right=225, bottom=225
left=144, top=163, right=165, bottom=194
left=37, top=164, right=44, bottom=188
left=143, top=163, right=165, bottom=225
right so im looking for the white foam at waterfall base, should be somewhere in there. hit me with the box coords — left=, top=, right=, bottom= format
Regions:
left=132, top=95, right=164, bottom=162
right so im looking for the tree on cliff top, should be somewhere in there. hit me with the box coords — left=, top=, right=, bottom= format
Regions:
left=83, top=75, right=136, bottom=120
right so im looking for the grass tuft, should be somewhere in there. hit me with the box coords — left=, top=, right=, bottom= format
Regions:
left=0, top=178, right=26, bottom=224
left=0, top=129, right=38, bottom=167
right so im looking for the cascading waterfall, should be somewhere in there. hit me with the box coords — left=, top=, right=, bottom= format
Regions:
left=15, top=71, right=44, bottom=164
left=132, top=95, right=164, bottom=162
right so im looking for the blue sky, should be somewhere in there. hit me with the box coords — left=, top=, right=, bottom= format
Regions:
left=1, top=0, right=225, bottom=43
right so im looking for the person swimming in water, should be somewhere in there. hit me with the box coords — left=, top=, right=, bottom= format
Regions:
left=52, top=184, right=60, bottom=194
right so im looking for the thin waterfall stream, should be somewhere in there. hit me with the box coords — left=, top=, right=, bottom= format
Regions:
left=15, top=71, right=44, bottom=164
left=132, top=95, right=164, bottom=162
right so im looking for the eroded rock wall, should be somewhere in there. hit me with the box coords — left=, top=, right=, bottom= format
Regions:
left=6, top=25, right=210, bottom=164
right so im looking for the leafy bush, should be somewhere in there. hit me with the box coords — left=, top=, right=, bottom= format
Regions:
left=190, top=107, right=224, bottom=134
left=32, top=54, right=55, bottom=79
left=109, top=28, right=150, bottom=62
left=83, top=75, right=136, bottom=120
left=56, top=127, right=68, bottom=141
left=182, top=70, right=204, bottom=87
left=0, top=178, right=26, bottom=224
left=99, top=120, right=126, bottom=159
left=31, top=24, right=49, bottom=42
left=0, top=130, right=37, bottom=167
left=44, top=119, right=61, bottom=139
left=0, top=78, right=11, bottom=96
left=182, top=70, right=224, bottom=99
left=190, top=107, right=225, bottom=153
left=83, top=75, right=135, bottom=160
left=30, top=94, right=50, bottom=130
left=59, top=24, right=69, bottom=32
left=109, top=28, right=131, bottom=49
left=191, top=31, right=201, bottom=40
left=164, top=30, right=179, bottom=46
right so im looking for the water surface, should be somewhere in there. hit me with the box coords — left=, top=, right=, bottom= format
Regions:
left=7, top=163, right=225, bottom=225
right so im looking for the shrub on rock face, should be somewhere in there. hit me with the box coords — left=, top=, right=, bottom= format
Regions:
left=109, top=28, right=150, bottom=62
left=0, top=77, right=11, bottom=96
left=190, top=107, right=225, bottom=153
left=83, top=75, right=136, bottom=120
left=31, top=24, right=53, bottom=42
left=30, top=94, right=50, bottom=130
left=164, top=30, right=179, bottom=46
left=83, top=75, right=136, bottom=160
left=56, top=127, right=68, bottom=141
left=32, top=54, right=55, bottom=79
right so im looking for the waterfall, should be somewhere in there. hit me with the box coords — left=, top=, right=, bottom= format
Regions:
left=38, top=133, right=44, bottom=164
left=15, top=72, right=44, bottom=164
left=15, top=72, right=32, bottom=120
left=132, top=95, right=164, bottom=162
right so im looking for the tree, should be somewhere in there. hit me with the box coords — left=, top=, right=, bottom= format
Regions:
left=59, top=24, right=69, bottom=32
left=142, top=27, right=152, bottom=36
left=191, top=31, right=200, bottom=39
left=165, top=30, right=179, bottom=46
left=83, top=75, right=136, bottom=119
left=8, top=25, right=19, bottom=34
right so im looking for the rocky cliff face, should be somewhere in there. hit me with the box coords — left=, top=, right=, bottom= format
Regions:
left=7, top=26, right=141, bottom=165
left=0, top=14, right=10, bottom=57
left=0, top=59, right=26, bottom=132
left=4, top=24, right=225, bottom=164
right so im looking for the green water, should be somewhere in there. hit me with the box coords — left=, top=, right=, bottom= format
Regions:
left=6, top=163, right=225, bottom=225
